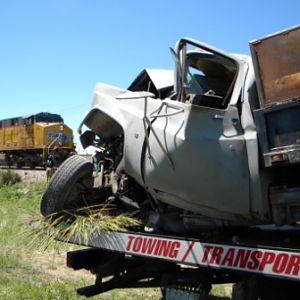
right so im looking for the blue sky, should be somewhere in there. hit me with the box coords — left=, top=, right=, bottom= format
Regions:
left=0, top=0, right=299, bottom=150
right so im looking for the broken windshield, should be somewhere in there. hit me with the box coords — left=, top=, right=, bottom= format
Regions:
left=185, top=50, right=237, bottom=108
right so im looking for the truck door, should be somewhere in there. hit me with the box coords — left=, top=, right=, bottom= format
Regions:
left=143, top=44, right=251, bottom=221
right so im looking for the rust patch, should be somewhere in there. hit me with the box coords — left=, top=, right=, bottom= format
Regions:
left=251, top=26, right=300, bottom=107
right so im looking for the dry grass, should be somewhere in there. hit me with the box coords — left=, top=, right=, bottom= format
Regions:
left=25, top=203, right=141, bottom=251
left=0, top=180, right=232, bottom=299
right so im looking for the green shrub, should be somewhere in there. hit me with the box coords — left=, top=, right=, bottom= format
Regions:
left=0, top=170, right=21, bottom=186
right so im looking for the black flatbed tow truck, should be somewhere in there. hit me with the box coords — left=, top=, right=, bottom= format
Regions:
left=65, top=225, right=300, bottom=299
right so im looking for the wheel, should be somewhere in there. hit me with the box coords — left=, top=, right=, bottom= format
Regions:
left=40, top=155, right=94, bottom=217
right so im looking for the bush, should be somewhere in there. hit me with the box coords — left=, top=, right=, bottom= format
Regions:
left=0, top=170, right=21, bottom=186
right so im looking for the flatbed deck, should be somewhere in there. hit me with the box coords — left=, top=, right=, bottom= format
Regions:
left=65, top=227, right=300, bottom=283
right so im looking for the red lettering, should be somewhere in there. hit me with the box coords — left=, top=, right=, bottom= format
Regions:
left=285, top=255, right=300, bottom=276
left=156, top=240, right=172, bottom=257
left=141, top=238, right=157, bottom=255
left=154, top=240, right=162, bottom=255
left=169, top=242, right=180, bottom=258
left=127, top=237, right=180, bottom=259
left=234, top=249, right=251, bottom=268
left=126, top=235, right=135, bottom=251
left=133, top=237, right=142, bottom=252
left=210, top=246, right=224, bottom=264
left=202, top=245, right=214, bottom=263
left=247, top=250, right=263, bottom=270
left=273, top=253, right=289, bottom=274
left=221, top=248, right=235, bottom=267
left=259, top=251, right=275, bottom=271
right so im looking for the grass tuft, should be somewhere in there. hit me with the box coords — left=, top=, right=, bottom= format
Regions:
left=0, top=170, right=21, bottom=186
left=0, top=180, right=164, bottom=299
left=25, top=203, right=141, bottom=251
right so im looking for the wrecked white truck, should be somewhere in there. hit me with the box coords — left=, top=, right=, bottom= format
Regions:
left=39, top=26, right=300, bottom=299
left=41, top=25, right=300, bottom=231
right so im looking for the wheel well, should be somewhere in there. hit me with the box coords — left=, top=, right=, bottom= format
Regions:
left=83, top=109, right=124, bottom=139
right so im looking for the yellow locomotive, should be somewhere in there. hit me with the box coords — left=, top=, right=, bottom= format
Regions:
left=0, top=112, right=75, bottom=168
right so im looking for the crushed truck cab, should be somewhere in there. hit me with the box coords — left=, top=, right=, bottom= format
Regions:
left=42, top=25, right=300, bottom=232
left=39, top=25, right=300, bottom=299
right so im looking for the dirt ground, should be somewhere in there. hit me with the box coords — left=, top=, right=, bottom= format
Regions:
left=22, top=249, right=94, bottom=282
left=11, top=168, right=47, bottom=184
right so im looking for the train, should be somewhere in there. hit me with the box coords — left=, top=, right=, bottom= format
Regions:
left=0, top=112, right=75, bottom=168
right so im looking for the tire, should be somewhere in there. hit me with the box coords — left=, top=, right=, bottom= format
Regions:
left=40, top=155, right=94, bottom=217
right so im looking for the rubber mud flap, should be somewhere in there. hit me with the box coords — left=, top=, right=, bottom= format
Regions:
left=40, top=155, right=93, bottom=217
